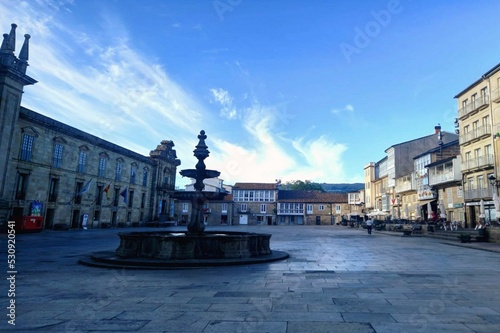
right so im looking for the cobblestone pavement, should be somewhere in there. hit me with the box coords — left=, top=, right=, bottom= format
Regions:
left=2, top=225, right=500, bottom=332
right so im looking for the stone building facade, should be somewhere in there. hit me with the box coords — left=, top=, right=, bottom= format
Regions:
left=232, top=183, right=278, bottom=225
left=277, top=190, right=349, bottom=225
left=0, top=23, right=180, bottom=231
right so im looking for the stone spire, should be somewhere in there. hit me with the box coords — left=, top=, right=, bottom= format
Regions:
left=0, top=23, right=36, bottom=85
left=7, top=23, right=16, bottom=52
left=17, top=34, right=31, bottom=74
left=0, top=24, right=17, bottom=68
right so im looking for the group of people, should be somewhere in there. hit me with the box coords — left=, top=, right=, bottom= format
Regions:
left=442, top=220, right=460, bottom=231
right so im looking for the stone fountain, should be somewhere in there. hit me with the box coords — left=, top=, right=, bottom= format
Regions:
left=80, top=130, right=288, bottom=268
left=177, top=129, right=224, bottom=234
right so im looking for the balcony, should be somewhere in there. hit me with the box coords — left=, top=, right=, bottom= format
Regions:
left=458, top=102, right=473, bottom=119
left=464, top=186, right=494, bottom=200
left=459, top=125, right=491, bottom=145
left=458, top=95, right=489, bottom=119
left=428, top=161, right=461, bottom=187
left=493, top=87, right=500, bottom=103
left=472, top=94, right=489, bottom=111
left=277, top=209, right=304, bottom=215
left=461, top=154, right=494, bottom=172
left=395, top=182, right=413, bottom=193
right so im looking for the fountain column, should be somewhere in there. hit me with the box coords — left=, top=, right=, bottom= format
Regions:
left=179, top=130, right=220, bottom=234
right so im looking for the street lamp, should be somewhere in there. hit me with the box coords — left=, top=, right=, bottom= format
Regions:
left=435, top=124, right=444, bottom=159
left=396, top=194, right=401, bottom=219
left=489, top=175, right=498, bottom=188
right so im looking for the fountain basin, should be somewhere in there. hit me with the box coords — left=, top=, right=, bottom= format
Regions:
left=115, top=231, right=272, bottom=260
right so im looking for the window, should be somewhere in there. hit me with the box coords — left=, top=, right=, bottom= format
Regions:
left=222, top=203, right=228, bottom=213
left=96, top=184, right=103, bottom=206
left=142, top=168, right=148, bottom=186
left=335, top=205, right=341, bottom=214
left=48, top=178, right=59, bottom=202
left=15, top=173, right=29, bottom=199
left=163, top=168, right=169, bottom=186
left=52, top=144, right=63, bottom=168
left=240, top=204, right=247, bottom=212
left=483, top=115, right=490, bottom=127
left=113, top=188, right=119, bottom=207
left=128, top=190, right=134, bottom=208
left=481, top=86, right=488, bottom=100
left=75, top=182, right=83, bottom=204
left=465, top=151, right=471, bottom=161
left=474, top=148, right=481, bottom=159
left=115, top=162, right=122, bottom=181
left=99, top=157, right=107, bottom=177
left=20, top=134, right=34, bottom=161
left=77, top=151, right=86, bottom=173
left=141, top=193, right=146, bottom=209
left=182, top=203, right=189, bottom=212
left=318, top=205, right=325, bottom=211
left=130, top=165, right=137, bottom=184
left=260, top=204, right=266, bottom=213
left=307, top=204, right=313, bottom=214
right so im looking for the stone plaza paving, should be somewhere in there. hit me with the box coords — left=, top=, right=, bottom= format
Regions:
left=2, top=225, right=500, bottom=332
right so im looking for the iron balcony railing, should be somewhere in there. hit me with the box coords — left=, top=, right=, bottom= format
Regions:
left=464, top=186, right=494, bottom=200
left=458, top=94, right=490, bottom=119
left=459, top=124, right=491, bottom=145
left=492, top=87, right=500, bottom=103
left=461, top=154, right=494, bottom=172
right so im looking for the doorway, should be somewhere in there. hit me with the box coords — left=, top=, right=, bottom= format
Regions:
left=45, top=208, right=55, bottom=229
left=71, top=210, right=80, bottom=228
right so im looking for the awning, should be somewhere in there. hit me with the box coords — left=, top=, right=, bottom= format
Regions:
left=418, top=199, right=436, bottom=206
left=367, top=210, right=389, bottom=217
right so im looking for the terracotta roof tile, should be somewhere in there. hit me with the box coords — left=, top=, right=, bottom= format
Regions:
left=233, top=182, right=278, bottom=190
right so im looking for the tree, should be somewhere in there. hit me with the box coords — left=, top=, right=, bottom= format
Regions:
left=284, top=180, right=324, bottom=192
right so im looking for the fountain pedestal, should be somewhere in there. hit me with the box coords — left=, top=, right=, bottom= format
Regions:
left=79, top=130, right=288, bottom=269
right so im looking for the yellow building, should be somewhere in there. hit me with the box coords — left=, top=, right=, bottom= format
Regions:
left=455, top=63, right=500, bottom=227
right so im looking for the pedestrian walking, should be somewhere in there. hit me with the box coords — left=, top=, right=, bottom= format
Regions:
left=366, top=218, right=373, bottom=235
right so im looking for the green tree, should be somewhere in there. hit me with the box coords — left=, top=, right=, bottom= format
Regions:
left=284, top=180, right=324, bottom=191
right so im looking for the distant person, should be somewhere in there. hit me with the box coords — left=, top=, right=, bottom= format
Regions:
left=366, top=218, right=373, bottom=235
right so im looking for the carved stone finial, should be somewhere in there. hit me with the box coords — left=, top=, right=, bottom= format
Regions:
left=0, top=33, right=9, bottom=52
left=6, top=23, right=16, bottom=52
left=19, top=34, right=30, bottom=61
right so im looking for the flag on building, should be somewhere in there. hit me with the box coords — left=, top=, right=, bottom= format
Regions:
left=120, top=186, right=128, bottom=204
left=103, top=182, right=112, bottom=199
left=78, top=179, right=92, bottom=196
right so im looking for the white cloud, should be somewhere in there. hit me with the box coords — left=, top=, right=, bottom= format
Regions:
left=331, top=104, right=354, bottom=115
left=210, top=88, right=237, bottom=119
left=290, top=136, right=347, bottom=181
left=2, top=2, right=353, bottom=187
left=2, top=1, right=207, bottom=159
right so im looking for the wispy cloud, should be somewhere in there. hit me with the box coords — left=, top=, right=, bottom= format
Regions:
left=210, top=88, right=237, bottom=119
left=2, top=1, right=354, bottom=186
left=331, top=104, right=354, bottom=115
left=1, top=1, right=206, bottom=156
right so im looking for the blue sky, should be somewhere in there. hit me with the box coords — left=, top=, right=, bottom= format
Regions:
left=2, top=0, right=500, bottom=188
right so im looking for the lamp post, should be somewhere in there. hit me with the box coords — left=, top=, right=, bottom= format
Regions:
left=435, top=124, right=444, bottom=159
left=396, top=194, right=401, bottom=219
left=489, top=175, right=496, bottom=187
